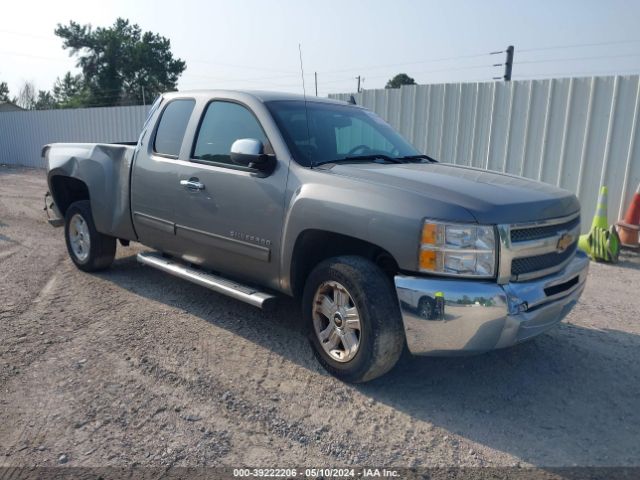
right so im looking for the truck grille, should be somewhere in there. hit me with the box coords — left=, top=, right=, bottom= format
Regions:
left=511, top=242, right=577, bottom=276
left=498, top=213, right=581, bottom=283
left=510, top=216, right=580, bottom=243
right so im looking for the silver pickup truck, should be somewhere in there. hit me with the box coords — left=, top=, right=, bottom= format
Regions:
left=43, top=90, right=589, bottom=383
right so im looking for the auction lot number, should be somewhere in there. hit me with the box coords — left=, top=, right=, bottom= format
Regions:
left=233, top=468, right=359, bottom=478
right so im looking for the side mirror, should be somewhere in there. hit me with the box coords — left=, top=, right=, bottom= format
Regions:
left=230, top=138, right=273, bottom=172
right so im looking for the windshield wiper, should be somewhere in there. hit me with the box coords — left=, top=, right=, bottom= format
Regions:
left=396, top=154, right=438, bottom=163
left=313, top=154, right=403, bottom=167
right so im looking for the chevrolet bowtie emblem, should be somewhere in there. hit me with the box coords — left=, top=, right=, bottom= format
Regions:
left=556, top=233, right=574, bottom=253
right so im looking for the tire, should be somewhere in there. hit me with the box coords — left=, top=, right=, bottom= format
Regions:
left=302, top=255, right=405, bottom=383
left=418, top=297, right=435, bottom=320
left=64, top=200, right=116, bottom=272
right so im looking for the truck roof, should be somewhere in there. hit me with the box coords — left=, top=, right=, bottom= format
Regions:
left=163, top=89, right=351, bottom=106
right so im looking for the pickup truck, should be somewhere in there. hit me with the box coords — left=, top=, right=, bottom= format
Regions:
left=43, top=90, right=589, bottom=383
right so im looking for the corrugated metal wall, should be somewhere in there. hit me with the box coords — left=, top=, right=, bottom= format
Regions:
left=331, top=76, right=640, bottom=231
left=0, top=105, right=150, bottom=168
left=2, top=79, right=639, bottom=231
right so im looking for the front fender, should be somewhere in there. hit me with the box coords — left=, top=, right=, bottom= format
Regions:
left=278, top=181, right=421, bottom=293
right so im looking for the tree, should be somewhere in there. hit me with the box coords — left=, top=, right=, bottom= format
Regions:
left=3, top=80, right=56, bottom=110
left=53, top=72, right=89, bottom=108
left=385, top=73, right=417, bottom=89
left=54, top=18, right=186, bottom=107
left=35, top=90, right=58, bottom=110
left=15, top=81, right=36, bottom=109
left=0, top=81, right=10, bottom=102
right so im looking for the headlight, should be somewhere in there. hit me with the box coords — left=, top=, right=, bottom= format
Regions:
left=419, top=221, right=496, bottom=277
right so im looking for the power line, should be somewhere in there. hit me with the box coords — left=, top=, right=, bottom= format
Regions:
left=0, top=49, right=303, bottom=84
left=517, top=52, right=640, bottom=65
left=519, top=39, right=640, bottom=53
left=512, top=68, right=640, bottom=79
left=0, top=28, right=300, bottom=75
left=363, top=63, right=496, bottom=81
left=182, top=71, right=302, bottom=86
left=179, top=79, right=304, bottom=90
left=0, top=29, right=52, bottom=40
left=320, top=41, right=640, bottom=79
left=318, top=51, right=494, bottom=75
left=187, top=52, right=496, bottom=84
left=182, top=70, right=300, bottom=86
left=188, top=58, right=297, bottom=75
left=0, top=50, right=72, bottom=62
left=4, top=23, right=639, bottom=71
left=283, top=43, right=639, bottom=87
left=7, top=36, right=640, bottom=96
left=238, top=63, right=499, bottom=91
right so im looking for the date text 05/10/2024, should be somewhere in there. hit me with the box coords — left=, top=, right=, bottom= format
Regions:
left=232, top=468, right=400, bottom=478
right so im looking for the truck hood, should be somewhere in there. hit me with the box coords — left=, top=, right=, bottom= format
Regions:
left=323, top=162, right=580, bottom=224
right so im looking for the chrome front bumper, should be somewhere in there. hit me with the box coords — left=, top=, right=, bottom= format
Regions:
left=394, top=251, right=589, bottom=356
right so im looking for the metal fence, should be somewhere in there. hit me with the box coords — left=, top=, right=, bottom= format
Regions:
left=331, top=75, right=640, bottom=231
left=2, top=78, right=639, bottom=231
left=0, top=105, right=150, bottom=168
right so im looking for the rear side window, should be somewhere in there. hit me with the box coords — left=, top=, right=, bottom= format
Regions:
left=153, top=99, right=195, bottom=157
left=192, top=101, right=268, bottom=165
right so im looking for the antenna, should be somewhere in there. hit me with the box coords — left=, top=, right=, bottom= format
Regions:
left=298, top=43, right=313, bottom=167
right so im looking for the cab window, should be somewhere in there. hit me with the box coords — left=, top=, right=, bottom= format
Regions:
left=193, top=101, right=268, bottom=165
left=153, top=99, right=195, bottom=157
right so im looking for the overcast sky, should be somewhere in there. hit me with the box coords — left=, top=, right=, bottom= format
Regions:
left=2, top=0, right=640, bottom=99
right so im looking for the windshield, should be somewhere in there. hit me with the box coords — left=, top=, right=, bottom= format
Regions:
left=265, top=100, right=421, bottom=167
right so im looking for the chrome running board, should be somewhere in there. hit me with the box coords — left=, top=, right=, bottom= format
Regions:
left=137, top=252, right=277, bottom=310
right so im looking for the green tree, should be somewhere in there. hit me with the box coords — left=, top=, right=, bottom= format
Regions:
left=53, top=72, right=89, bottom=108
left=35, top=90, right=58, bottom=110
left=385, top=73, right=417, bottom=89
left=54, top=18, right=186, bottom=107
left=0, top=81, right=10, bottom=102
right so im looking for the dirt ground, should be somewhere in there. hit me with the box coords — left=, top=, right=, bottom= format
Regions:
left=1, top=166, right=639, bottom=470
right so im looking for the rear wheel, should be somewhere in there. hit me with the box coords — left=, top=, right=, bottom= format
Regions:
left=64, top=200, right=116, bottom=272
left=303, top=255, right=405, bottom=383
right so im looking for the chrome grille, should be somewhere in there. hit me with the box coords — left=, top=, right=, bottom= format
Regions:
left=498, top=213, right=581, bottom=283
left=511, top=242, right=577, bottom=276
left=510, top=216, right=581, bottom=243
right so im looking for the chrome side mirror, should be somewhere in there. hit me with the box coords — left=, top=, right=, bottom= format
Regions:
left=230, top=138, right=273, bottom=172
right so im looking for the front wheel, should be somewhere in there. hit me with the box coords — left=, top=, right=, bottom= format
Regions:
left=64, top=200, right=116, bottom=272
left=302, top=256, right=405, bottom=383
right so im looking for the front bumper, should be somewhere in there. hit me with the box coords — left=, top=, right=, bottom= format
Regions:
left=394, top=251, right=589, bottom=355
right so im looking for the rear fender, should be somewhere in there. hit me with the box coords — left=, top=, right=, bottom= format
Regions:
left=45, top=143, right=137, bottom=240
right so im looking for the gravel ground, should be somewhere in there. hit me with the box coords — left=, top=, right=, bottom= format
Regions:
left=1, top=166, right=639, bottom=471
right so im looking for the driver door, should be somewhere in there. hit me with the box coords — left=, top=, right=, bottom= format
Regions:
left=171, top=100, right=288, bottom=289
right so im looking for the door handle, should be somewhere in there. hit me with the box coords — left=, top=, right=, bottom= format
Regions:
left=180, top=179, right=205, bottom=191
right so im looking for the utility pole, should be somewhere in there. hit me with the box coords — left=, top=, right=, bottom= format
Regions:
left=141, top=87, right=146, bottom=106
left=314, top=72, right=318, bottom=96
left=356, top=75, right=361, bottom=93
left=491, top=45, right=515, bottom=81
left=504, top=45, right=514, bottom=81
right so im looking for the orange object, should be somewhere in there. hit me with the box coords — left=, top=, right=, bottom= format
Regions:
left=421, top=223, right=438, bottom=245
left=616, top=184, right=640, bottom=247
left=419, top=249, right=437, bottom=271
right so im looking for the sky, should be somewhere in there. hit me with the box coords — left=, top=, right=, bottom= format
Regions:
left=2, top=0, right=640, bottom=99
